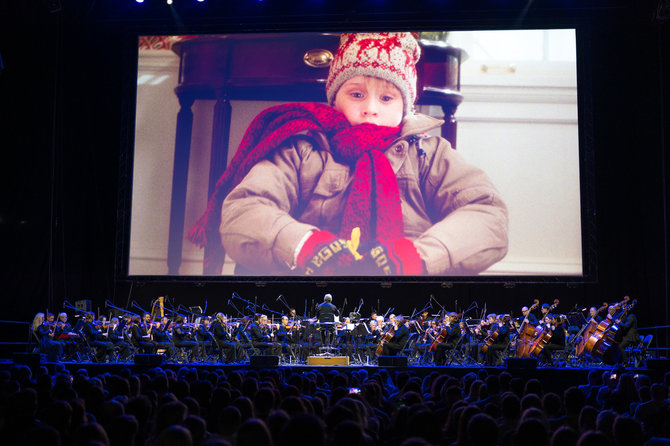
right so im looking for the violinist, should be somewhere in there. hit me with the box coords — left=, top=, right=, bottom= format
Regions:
left=234, top=315, right=255, bottom=358
left=482, top=313, right=509, bottom=366
left=536, top=314, right=566, bottom=366
left=381, top=315, right=409, bottom=356
left=211, top=313, right=243, bottom=363
left=173, top=316, right=200, bottom=362
left=32, top=312, right=63, bottom=362
left=107, top=317, right=131, bottom=361
left=82, top=312, right=115, bottom=362
left=433, top=313, right=462, bottom=365
left=152, top=316, right=175, bottom=361
left=250, top=314, right=281, bottom=355
left=129, top=316, right=156, bottom=354
left=55, top=312, right=79, bottom=360
left=276, top=315, right=298, bottom=361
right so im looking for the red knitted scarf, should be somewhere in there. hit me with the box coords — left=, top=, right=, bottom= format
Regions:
left=188, top=102, right=405, bottom=272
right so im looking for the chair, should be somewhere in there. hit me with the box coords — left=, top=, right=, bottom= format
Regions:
left=628, top=334, right=653, bottom=368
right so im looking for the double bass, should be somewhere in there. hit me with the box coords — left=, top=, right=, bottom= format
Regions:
left=575, top=302, right=608, bottom=357
left=584, top=297, right=636, bottom=363
left=514, top=299, right=540, bottom=358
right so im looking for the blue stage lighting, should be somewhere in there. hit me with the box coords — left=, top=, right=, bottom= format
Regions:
left=135, top=0, right=144, bottom=3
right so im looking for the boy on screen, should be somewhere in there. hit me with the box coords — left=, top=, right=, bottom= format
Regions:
left=189, top=32, right=508, bottom=276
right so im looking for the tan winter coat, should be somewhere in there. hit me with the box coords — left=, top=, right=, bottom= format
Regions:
left=220, top=113, right=508, bottom=275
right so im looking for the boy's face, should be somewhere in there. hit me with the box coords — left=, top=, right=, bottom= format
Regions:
left=333, top=76, right=404, bottom=127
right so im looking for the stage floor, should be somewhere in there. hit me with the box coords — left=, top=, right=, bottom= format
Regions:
left=3, top=357, right=669, bottom=393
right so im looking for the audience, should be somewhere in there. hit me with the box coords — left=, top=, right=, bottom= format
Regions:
left=0, top=364, right=668, bottom=446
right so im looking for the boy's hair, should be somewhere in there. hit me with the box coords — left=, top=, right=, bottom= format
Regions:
left=326, top=32, right=420, bottom=116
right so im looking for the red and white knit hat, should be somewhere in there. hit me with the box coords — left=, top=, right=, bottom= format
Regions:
left=326, top=32, right=421, bottom=116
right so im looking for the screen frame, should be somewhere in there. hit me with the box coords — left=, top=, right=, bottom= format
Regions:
left=115, top=21, right=597, bottom=285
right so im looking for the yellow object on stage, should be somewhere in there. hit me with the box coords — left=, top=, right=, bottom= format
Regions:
left=307, top=356, right=350, bottom=366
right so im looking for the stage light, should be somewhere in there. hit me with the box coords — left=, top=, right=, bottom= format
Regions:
left=167, top=0, right=172, bottom=4
left=135, top=0, right=144, bottom=3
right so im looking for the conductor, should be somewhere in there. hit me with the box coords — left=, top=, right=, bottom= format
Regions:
left=316, top=294, right=339, bottom=349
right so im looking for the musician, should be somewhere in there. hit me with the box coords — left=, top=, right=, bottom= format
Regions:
left=55, top=312, right=79, bottom=360
left=234, top=315, right=255, bottom=359
left=316, top=294, right=339, bottom=348
left=196, top=318, right=214, bottom=361
left=211, top=313, right=243, bottom=363
left=32, top=312, right=63, bottom=362
left=539, top=303, right=552, bottom=321
left=588, top=307, right=604, bottom=324
left=433, top=313, right=462, bottom=365
left=152, top=316, right=175, bottom=361
left=482, top=313, right=509, bottom=366
left=107, top=316, right=131, bottom=361
left=521, top=306, right=539, bottom=326
left=381, top=315, right=409, bottom=356
left=359, top=319, right=382, bottom=359
left=536, top=314, right=566, bottom=366
left=129, top=316, right=156, bottom=354
left=82, top=312, right=115, bottom=362
left=172, top=316, right=200, bottom=362
left=276, top=315, right=298, bottom=361
left=249, top=314, right=281, bottom=356
left=615, top=309, right=639, bottom=350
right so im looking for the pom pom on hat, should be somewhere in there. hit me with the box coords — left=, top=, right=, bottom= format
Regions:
left=326, top=32, right=421, bottom=116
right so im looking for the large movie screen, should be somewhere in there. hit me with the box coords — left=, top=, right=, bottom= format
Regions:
left=128, top=30, right=583, bottom=278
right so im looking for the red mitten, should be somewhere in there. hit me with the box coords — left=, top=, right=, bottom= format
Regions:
left=296, top=231, right=357, bottom=275
left=361, top=238, right=425, bottom=276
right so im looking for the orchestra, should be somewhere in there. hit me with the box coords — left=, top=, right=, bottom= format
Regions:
left=28, top=295, right=645, bottom=368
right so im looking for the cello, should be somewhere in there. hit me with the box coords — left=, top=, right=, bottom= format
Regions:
left=526, top=299, right=560, bottom=359
left=376, top=323, right=395, bottom=356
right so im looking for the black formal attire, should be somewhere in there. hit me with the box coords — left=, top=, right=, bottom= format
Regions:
left=538, top=322, right=566, bottom=366
left=35, top=325, right=63, bottom=362
left=152, top=324, right=175, bottom=360
left=107, top=322, right=131, bottom=361
left=130, top=324, right=156, bottom=354
left=317, top=301, right=339, bottom=347
left=82, top=321, right=114, bottom=362
left=211, top=320, right=243, bottom=363
left=382, top=324, right=409, bottom=356
left=249, top=323, right=281, bottom=355
left=173, top=323, right=200, bottom=360
left=434, top=323, right=462, bottom=365
left=483, top=323, right=509, bottom=366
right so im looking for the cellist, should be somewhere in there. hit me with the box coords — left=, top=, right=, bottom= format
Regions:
left=482, top=313, right=509, bottom=366
left=432, top=313, right=462, bottom=366
left=380, top=315, right=409, bottom=356
left=536, top=314, right=566, bottom=366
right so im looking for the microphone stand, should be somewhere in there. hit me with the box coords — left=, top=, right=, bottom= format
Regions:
left=228, top=299, right=244, bottom=317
